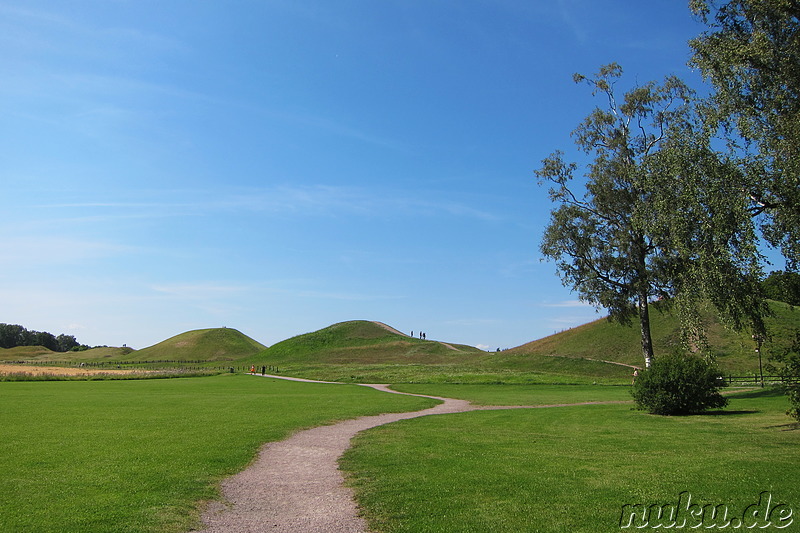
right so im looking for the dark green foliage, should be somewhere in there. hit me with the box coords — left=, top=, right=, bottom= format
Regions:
left=762, top=271, right=800, bottom=306
left=0, top=323, right=87, bottom=352
left=788, top=385, right=800, bottom=422
left=768, top=330, right=800, bottom=421
left=690, top=0, right=800, bottom=269
left=631, top=352, right=728, bottom=415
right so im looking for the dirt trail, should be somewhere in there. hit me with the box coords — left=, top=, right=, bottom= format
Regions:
left=194, top=374, right=628, bottom=533
left=195, top=376, right=472, bottom=533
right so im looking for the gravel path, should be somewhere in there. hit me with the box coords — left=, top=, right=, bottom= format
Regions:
left=194, top=374, right=630, bottom=532
left=193, top=376, right=474, bottom=533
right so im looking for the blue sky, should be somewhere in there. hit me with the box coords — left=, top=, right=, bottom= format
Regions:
left=2, top=1, right=726, bottom=350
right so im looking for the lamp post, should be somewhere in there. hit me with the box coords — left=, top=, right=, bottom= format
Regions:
left=753, top=333, right=765, bottom=387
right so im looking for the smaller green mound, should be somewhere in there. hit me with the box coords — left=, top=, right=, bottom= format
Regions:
left=0, top=346, right=57, bottom=360
left=128, top=328, right=267, bottom=362
left=0, top=345, right=135, bottom=363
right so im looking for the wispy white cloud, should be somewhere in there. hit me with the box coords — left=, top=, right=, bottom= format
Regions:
left=556, top=0, right=588, bottom=44
left=499, top=259, right=543, bottom=278
left=26, top=184, right=499, bottom=223
left=0, top=236, right=141, bottom=266
left=293, top=289, right=396, bottom=302
left=149, top=283, right=251, bottom=300
left=443, top=318, right=501, bottom=327
left=539, top=300, right=594, bottom=308
left=0, top=4, right=187, bottom=58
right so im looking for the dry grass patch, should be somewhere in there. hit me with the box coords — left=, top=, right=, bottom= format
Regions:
left=0, top=364, right=154, bottom=377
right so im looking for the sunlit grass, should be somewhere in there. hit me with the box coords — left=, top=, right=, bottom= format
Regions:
left=341, top=387, right=799, bottom=533
left=389, top=382, right=635, bottom=405
left=0, top=375, right=436, bottom=533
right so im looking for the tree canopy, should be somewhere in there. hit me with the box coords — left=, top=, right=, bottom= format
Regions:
left=690, top=0, right=800, bottom=269
left=762, top=270, right=800, bottom=306
left=0, top=323, right=87, bottom=352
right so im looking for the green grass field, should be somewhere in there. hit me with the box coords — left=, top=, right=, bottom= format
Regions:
left=391, top=382, right=635, bottom=405
left=0, top=375, right=436, bottom=533
left=3, top=311, right=799, bottom=532
left=270, top=358, right=632, bottom=386
left=2, top=374, right=797, bottom=532
left=341, top=387, right=799, bottom=532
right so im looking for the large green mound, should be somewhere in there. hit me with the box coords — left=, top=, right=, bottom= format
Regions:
left=262, top=320, right=482, bottom=365
left=508, top=300, right=800, bottom=374
left=128, top=328, right=267, bottom=362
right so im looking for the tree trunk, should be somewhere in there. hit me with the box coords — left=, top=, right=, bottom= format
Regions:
left=638, top=292, right=654, bottom=368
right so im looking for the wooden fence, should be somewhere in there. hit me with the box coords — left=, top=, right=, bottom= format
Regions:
left=5, top=360, right=280, bottom=374
left=724, top=374, right=796, bottom=386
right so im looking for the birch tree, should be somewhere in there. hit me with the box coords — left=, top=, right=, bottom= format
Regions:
left=536, top=64, right=765, bottom=368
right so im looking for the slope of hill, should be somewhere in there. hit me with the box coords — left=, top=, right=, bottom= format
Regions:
left=126, top=328, right=267, bottom=362
left=0, top=346, right=58, bottom=361
left=261, top=320, right=483, bottom=366
left=508, top=300, right=800, bottom=374
left=249, top=320, right=635, bottom=384
left=0, top=345, right=134, bottom=362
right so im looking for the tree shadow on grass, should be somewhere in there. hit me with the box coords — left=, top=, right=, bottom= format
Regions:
left=726, top=387, right=785, bottom=400
left=703, top=409, right=760, bottom=416
left=766, top=422, right=800, bottom=431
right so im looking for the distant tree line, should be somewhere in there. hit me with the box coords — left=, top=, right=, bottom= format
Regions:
left=0, top=324, right=89, bottom=352
left=762, top=271, right=800, bottom=307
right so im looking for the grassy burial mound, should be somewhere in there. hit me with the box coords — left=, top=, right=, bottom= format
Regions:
left=126, top=328, right=267, bottom=362
left=254, top=320, right=633, bottom=384
left=0, top=345, right=134, bottom=363
left=262, top=320, right=482, bottom=366
left=0, top=346, right=133, bottom=364
left=253, top=320, right=503, bottom=383
left=0, top=346, right=60, bottom=361
left=508, top=300, right=800, bottom=374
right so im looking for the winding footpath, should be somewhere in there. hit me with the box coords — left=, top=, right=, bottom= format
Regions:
left=194, top=374, right=628, bottom=533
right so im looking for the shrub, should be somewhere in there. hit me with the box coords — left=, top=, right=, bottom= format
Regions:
left=631, top=352, right=728, bottom=415
left=769, top=330, right=800, bottom=421
left=787, top=385, right=800, bottom=422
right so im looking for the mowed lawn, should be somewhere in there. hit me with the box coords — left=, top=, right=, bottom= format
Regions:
left=0, top=374, right=436, bottom=533
left=391, top=383, right=635, bottom=406
left=341, top=387, right=800, bottom=533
